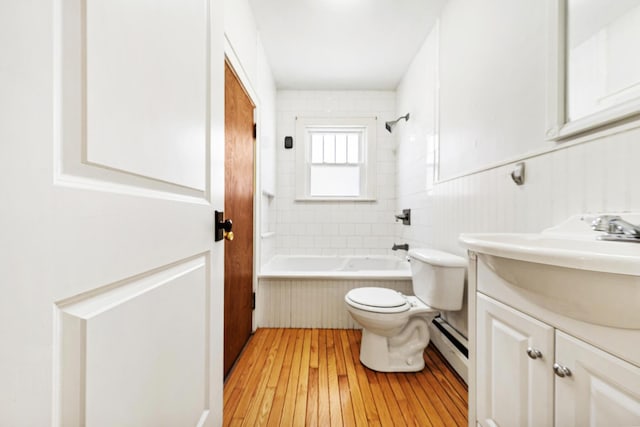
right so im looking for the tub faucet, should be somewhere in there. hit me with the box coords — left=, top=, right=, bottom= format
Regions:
left=392, top=243, right=409, bottom=251
left=591, top=215, right=640, bottom=242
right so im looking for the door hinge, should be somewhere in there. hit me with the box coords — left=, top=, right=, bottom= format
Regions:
left=251, top=292, right=256, bottom=310
left=253, top=123, right=257, bottom=139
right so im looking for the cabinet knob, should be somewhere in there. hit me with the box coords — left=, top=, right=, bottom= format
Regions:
left=553, top=363, right=572, bottom=378
left=526, top=347, right=542, bottom=359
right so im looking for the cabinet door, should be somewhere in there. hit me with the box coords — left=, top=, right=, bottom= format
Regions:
left=477, top=294, right=554, bottom=427
left=555, top=330, right=640, bottom=426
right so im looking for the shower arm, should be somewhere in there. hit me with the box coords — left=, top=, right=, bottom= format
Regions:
left=385, top=113, right=410, bottom=133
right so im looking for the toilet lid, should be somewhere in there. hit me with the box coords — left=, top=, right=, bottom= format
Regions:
left=347, top=287, right=410, bottom=313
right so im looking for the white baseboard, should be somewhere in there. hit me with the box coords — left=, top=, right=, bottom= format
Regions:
left=428, top=322, right=468, bottom=384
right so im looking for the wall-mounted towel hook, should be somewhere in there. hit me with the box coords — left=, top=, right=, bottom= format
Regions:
left=511, top=162, right=525, bottom=185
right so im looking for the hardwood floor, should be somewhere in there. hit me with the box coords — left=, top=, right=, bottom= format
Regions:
left=223, top=328, right=468, bottom=426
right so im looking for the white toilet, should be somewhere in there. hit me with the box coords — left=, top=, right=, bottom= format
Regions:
left=344, top=248, right=466, bottom=372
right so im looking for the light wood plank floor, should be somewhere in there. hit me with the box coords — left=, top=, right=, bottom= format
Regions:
left=224, top=328, right=468, bottom=426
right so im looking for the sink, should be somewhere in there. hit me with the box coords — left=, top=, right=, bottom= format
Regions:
left=460, top=233, right=640, bottom=276
left=460, top=214, right=640, bottom=329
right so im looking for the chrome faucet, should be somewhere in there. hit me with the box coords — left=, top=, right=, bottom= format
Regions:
left=591, top=215, right=640, bottom=242
left=392, top=243, right=409, bottom=251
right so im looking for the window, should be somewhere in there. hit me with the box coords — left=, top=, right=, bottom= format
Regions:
left=295, top=117, right=377, bottom=200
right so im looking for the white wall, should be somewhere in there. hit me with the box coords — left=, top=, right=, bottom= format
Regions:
left=274, top=91, right=398, bottom=256
left=256, top=37, right=278, bottom=263
left=223, top=0, right=278, bottom=265
left=396, top=0, right=640, bottom=338
left=224, top=0, right=259, bottom=85
left=437, top=0, right=549, bottom=180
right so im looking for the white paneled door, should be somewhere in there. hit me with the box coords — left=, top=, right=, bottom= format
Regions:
left=0, top=1, right=224, bottom=426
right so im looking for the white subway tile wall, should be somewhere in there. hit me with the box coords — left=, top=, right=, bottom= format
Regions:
left=268, top=91, right=640, bottom=334
left=274, top=91, right=398, bottom=256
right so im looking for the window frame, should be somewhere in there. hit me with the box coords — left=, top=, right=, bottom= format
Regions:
left=295, top=117, right=377, bottom=201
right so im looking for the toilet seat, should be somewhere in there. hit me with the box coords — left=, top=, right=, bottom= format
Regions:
left=346, top=287, right=410, bottom=313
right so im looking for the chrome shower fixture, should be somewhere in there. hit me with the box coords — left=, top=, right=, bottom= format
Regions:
left=385, top=113, right=410, bottom=133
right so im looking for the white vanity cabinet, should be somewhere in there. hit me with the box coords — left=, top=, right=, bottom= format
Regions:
left=469, top=253, right=640, bottom=427
left=476, top=294, right=554, bottom=427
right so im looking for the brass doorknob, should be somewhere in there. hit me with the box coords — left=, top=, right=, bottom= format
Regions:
left=214, top=211, right=233, bottom=242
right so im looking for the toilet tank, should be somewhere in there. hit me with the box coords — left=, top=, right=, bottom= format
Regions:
left=407, top=248, right=467, bottom=311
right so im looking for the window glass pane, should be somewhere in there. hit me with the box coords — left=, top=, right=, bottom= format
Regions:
left=335, top=134, right=347, bottom=163
left=323, top=134, right=335, bottom=163
left=309, top=165, right=360, bottom=197
left=347, top=134, right=359, bottom=163
left=311, top=134, right=323, bottom=163
left=298, top=119, right=374, bottom=200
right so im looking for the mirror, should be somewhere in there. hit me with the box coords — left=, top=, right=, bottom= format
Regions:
left=547, top=0, right=640, bottom=140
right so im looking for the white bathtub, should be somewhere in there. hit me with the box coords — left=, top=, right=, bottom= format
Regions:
left=259, top=255, right=411, bottom=280
left=257, top=255, right=412, bottom=328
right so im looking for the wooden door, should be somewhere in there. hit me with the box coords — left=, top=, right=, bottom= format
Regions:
left=224, top=62, right=255, bottom=377
left=476, top=294, right=554, bottom=427
left=0, top=1, right=224, bottom=425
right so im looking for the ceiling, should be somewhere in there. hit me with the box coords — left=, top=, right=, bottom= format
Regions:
left=248, top=0, right=446, bottom=90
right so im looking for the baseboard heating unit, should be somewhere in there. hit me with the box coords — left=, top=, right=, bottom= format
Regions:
left=429, top=316, right=468, bottom=384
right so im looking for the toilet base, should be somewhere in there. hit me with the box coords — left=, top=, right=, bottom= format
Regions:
left=359, top=316, right=434, bottom=372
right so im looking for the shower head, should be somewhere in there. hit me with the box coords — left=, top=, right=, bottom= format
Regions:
left=384, top=113, right=410, bottom=133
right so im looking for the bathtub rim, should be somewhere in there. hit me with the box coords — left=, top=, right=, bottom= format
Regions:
left=259, top=254, right=412, bottom=280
